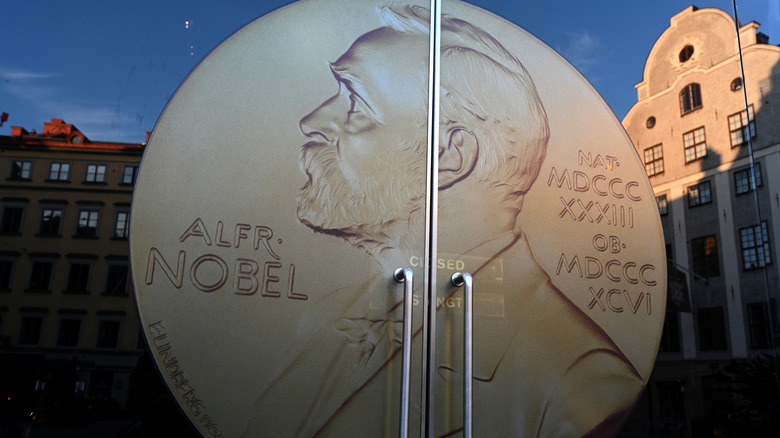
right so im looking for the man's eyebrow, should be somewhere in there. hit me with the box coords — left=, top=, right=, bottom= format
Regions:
left=329, top=63, right=377, bottom=117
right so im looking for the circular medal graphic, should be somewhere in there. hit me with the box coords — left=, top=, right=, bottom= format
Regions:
left=130, top=1, right=666, bottom=436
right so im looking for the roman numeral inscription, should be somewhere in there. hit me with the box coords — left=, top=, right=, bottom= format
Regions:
left=547, top=151, right=657, bottom=316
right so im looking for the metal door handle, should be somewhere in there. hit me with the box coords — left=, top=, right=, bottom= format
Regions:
left=451, top=272, right=473, bottom=438
left=393, top=267, right=414, bottom=438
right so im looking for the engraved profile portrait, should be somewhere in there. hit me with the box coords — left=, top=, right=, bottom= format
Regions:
left=243, top=4, right=643, bottom=437
left=130, top=1, right=665, bottom=437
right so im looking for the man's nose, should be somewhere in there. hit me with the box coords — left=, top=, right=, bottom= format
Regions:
left=299, top=94, right=342, bottom=143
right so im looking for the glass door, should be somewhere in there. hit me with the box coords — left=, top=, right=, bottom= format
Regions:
left=131, top=1, right=433, bottom=436
left=427, top=1, right=666, bottom=436
left=131, top=1, right=667, bottom=437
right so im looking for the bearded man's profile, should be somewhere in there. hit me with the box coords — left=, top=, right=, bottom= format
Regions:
left=243, top=5, right=643, bottom=437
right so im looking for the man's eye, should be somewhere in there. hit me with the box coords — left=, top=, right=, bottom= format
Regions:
left=347, top=95, right=361, bottom=116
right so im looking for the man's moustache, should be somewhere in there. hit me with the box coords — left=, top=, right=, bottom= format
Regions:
left=300, top=141, right=338, bottom=177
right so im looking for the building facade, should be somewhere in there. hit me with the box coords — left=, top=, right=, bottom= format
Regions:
left=0, top=119, right=145, bottom=419
left=622, top=6, right=780, bottom=437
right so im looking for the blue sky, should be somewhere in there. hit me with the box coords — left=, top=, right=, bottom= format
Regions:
left=1, top=0, right=777, bottom=143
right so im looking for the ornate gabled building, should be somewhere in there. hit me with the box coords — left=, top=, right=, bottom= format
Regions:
left=0, top=119, right=145, bottom=417
left=622, top=6, right=780, bottom=436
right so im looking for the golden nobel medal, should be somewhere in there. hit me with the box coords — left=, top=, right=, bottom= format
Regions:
left=130, top=1, right=666, bottom=436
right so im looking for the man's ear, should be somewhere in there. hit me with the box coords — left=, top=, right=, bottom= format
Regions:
left=439, top=128, right=478, bottom=189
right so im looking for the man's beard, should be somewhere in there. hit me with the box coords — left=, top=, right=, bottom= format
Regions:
left=296, top=140, right=425, bottom=250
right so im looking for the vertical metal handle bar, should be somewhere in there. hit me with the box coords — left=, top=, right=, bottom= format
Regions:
left=394, top=268, right=414, bottom=438
left=451, top=272, right=473, bottom=438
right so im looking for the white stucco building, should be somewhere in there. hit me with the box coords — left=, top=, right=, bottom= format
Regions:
left=622, top=6, right=780, bottom=436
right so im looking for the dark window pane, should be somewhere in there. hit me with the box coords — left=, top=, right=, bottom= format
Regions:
left=698, top=306, right=727, bottom=350
left=56, top=318, right=82, bottom=347
left=18, top=316, right=44, bottom=345
left=96, top=320, right=121, bottom=349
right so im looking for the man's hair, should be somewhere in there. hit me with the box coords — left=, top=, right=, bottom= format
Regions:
left=380, top=5, right=550, bottom=208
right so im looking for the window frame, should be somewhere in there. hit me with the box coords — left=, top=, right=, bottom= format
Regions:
left=728, top=104, right=756, bottom=148
left=75, top=209, right=101, bottom=238
left=114, top=210, right=130, bottom=239
left=95, top=317, right=123, bottom=349
left=643, top=144, right=664, bottom=176
left=0, top=204, right=25, bottom=234
left=0, top=255, right=16, bottom=291
left=121, top=165, right=138, bottom=185
left=38, top=207, right=64, bottom=237
left=656, top=194, right=668, bottom=216
left=680, top=83, right=702, bottom=115
left=683, top=126, right=707, bottom=163
left=688, top=181, right=712, bottom=207
left=10, top=160, right=33, bottom=180
left=27, top=258, right=56, bottom=293
left=734, top=164, right=762, bottom=195
left=104, top=261, right=130, bottom=296
left=17, top=314, right=45, bottom=346
left=55, top=315, right=84, bottom=348
left=48, top=162, right=71, bottom=182
left=740, top=221, right=771, bottom=271
left=84, top=163, right=108, bottom=183
left=746, top=301, right=774, bottom=349
left=691, top=234, right=720, bottom=278
left=65, top=259, right=93, bottom=294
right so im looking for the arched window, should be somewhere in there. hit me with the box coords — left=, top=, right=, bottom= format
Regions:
left=680, top=83, right=702, bottom=115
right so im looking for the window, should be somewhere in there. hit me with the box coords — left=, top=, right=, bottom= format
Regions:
left=679, top=45, right=694, bottom=62
left=48, top=162, right=70, bottom=181
left=65, top=260, right=92, bottom=294
left=10, top=160, right=32, bottom=180
left=657, top=381, right=686, bottom=432
left=680, top=83, right=702, bottom=114
left=646, top=116, right=656, bottom=128
left=0, top=256, right=15, bottom=291
left=734, top=164, right=762, bottom=195
left=38, top=208, right=63, bottom=236
left=747, top=301, right=774, bottom=349
left=114, top=211, right=130, bottom=239
left=96, top=318, right=122, bottom=349
left=691, top=235, right=720, bottom=278
left=697, top=306, right=727, bottom=350
left=84, top=164, right=107, bottom=183
left=18, top=315, right=45, bottom=346
left=658, top=312, right=680, bottom=352
left=728, top=105, right=756, bottom=148
left=76, top=210, right=100, bottom=237
left=121, top=166, right=138, bottom=185
left=28, top=260, right=55, bottom=292
left=0, top=205, right=24, bottom=234
left=730, top=77, right=743, bottom=91
left=643, top=144, right=664, bottom=176
left=683, top=127, right=707, bottom=163
left=56, top=317, right=82, bottom=348
left=740, top=222, right=771, bottom=270
left=104, top=263, right=129, bottom=296
left=687, top=181, right=712, bottom=207
left=655, top=195, right=668, bottom=216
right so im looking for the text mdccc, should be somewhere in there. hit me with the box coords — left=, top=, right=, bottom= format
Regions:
left=129, top=1, right=667, bottom=437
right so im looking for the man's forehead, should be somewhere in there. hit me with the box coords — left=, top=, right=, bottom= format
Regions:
left=333, top=27, right=428, bottom=71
